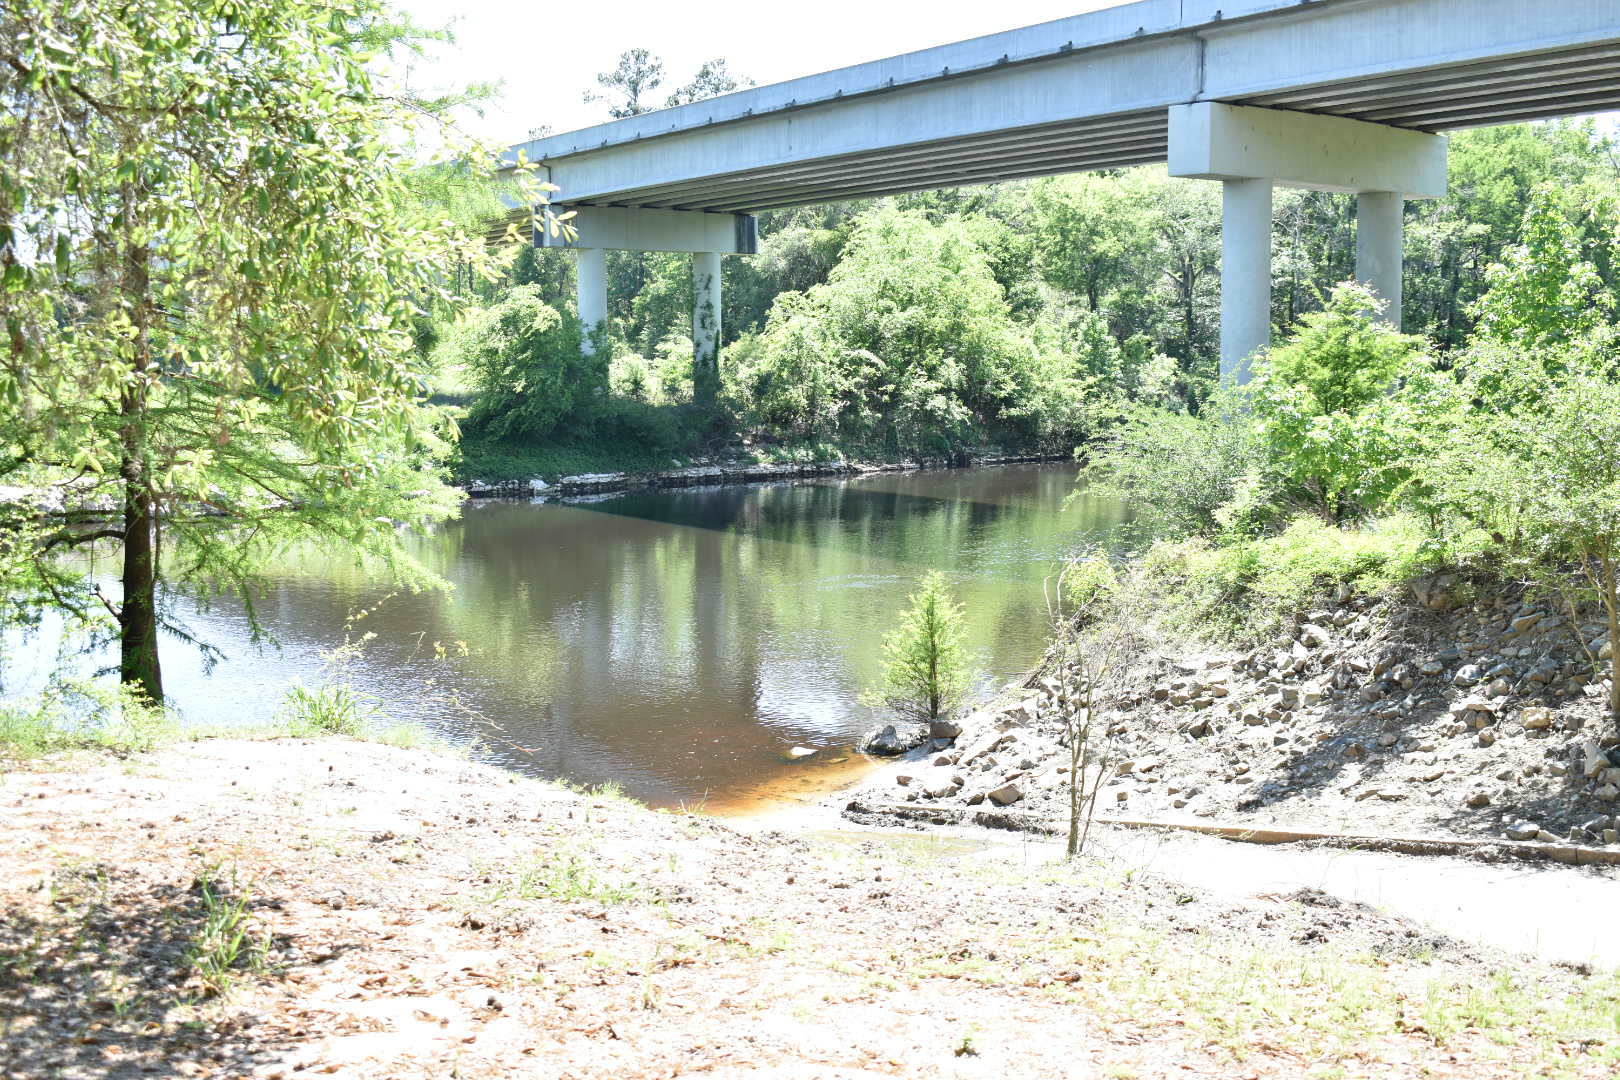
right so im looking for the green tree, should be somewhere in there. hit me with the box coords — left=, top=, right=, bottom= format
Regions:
left=626, top=253, right=693, bottom=356
left=0, top=0, right=514, bottom=701
left=723, top=293, right=846, bottom=441
left=1472, top=184, right=1615, bottom=350
left=875, top=571, right=973, bottom=723
left=1405, top=121, right=1613, bottom=347
left=665, top=58, right=752, bottom=107
left=585, top=48, right=665, bottom=119
left=1149, top=175, right=1223, bottom=385
left=1031, top=173, right=1160, bottom=313
left=455, top=286, right=598, bottom=440
left=1249, top=283, right=1434, bottom=523
left=724, top=205, right=859, bottom=337
left=1272, top=188, right=1355, bottom=335
left=733, top=206, right=1086, bottom=452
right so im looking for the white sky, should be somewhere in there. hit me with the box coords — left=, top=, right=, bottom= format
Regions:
left=394, top=0, right=1131, bottom=144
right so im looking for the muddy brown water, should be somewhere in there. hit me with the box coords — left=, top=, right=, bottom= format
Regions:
left=10, top=464, right=1127, bottom=811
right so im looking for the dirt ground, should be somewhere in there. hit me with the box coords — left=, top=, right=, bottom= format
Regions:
left=3, top=738, right=1618, bottom=1079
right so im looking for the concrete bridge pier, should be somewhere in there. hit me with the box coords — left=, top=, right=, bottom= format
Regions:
left=692, top=251, right=722, bottom=396
left=574, top=247, right=608, bottom=355
left=1356, top=191, right=1406, bottom=329
left=1221, top=178, right=1275, bottom=387
left=1170, top=103, right=1447, bottom=382
left=540, top=205, right=757, bottom=370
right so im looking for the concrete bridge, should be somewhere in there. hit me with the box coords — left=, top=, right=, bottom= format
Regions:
left=506, top=0, right=1620, bottom=380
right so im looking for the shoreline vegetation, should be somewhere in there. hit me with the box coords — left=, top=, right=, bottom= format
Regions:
left=460, top=449, right=1073, bottom=499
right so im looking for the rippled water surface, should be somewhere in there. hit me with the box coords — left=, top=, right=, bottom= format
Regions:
left=14, top=465, right=1128, bottom=810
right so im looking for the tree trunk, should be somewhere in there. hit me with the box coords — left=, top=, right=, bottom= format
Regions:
left=118, top=225, right=162, bottom=704
left=119, top=472, right=162, bottom=703
left=1602, top=551, right=1619, bottom=734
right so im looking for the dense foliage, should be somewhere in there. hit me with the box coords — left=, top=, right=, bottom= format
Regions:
left=448, top=119, right=1619, bottom=478
left=1247, top=285, right=1437, bottom=525
left=726, top=209, right=1090, bottom=454
left=455, top=287, right=596, bottom=440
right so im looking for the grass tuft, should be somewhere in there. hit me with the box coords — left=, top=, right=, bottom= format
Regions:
left=185, top=864, right=271, bottom=999
left=279, top=680, right=375, bottom=737
left=482, top=850, right=646, bottom=907
left=0, top=679, right=176, bottom=765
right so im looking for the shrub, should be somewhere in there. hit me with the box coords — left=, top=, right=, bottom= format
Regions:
left=1083, top=286, right=1447, bottom=545
left=1248, top=283, right=1436, bottom=524
left=1060, top=553, right=1121, bottom=616
left=723, top=295, right=847, bottom=443
left=608, top=352, right=655, bottom=401
left=650, top=333, right=697, bottom=403
left=454, top=285, right=603, bottom=440
left=1081, top=393, right=1265, bottom=542
left=1422, top=336, right=1620, bottom=726
left=576, top=396, right=692, bottom=457
left=1143, top=514, right=1446, bottom=635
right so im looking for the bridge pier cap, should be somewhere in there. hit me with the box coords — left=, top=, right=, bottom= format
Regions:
left=1168, top=103, right=1447, bottom=197
left=536, top=205, right=757, bottom=256
left=1170, top=103, right=1446, bottom=380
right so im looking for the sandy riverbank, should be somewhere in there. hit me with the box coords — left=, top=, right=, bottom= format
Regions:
left=4, top=736, right=1618, bottom=1078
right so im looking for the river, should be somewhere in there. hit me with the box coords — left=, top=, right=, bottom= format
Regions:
left=9, top=464, right=1127, bottom=811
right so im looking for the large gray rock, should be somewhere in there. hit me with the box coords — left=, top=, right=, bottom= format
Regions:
left=1582, top=740, right=1609, bottom=780
left=986, top=783, right=1023, bottom=806
left=1505, top=821, right=1541, bottom=842
left=861, top=723, right=929, bottom=756
left=1509, top=613, right=1542, bottom=637
left=918, top=767, right=964, bottom=799
left=1298, top=623, right=1332, bottom=648
left=1520, top=707, right=1554, bottom=731
left=929, top=718, right=963, bottom=742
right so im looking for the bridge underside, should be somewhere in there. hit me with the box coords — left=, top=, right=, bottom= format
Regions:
left=515, top=41, right=1620, bottom=215
left=565, top=51, right=1618, bottom=214
left=500, top=0, right=1620, bottom=381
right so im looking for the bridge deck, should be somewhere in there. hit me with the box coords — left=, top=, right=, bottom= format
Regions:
left=507, top=0, right=1620, bottom=213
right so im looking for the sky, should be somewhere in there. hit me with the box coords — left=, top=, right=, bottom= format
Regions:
left=393, top=0, right=1132, bottom=145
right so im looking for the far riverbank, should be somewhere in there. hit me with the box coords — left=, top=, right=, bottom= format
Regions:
left=460, top=449, right=1074, bottom=500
